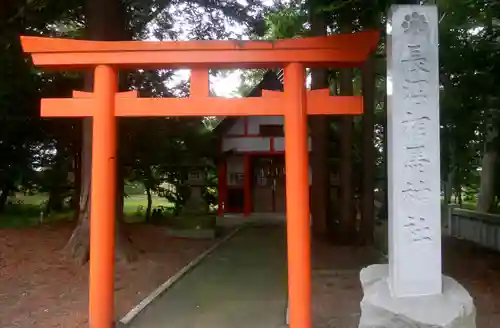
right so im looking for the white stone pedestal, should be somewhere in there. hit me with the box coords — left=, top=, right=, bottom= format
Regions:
left=358, top=264, right=476, bottom=328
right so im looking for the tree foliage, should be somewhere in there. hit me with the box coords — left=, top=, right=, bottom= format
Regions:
left=2, top=0, right=500, bottom=224
left=0, top=0, right=270, bottom=217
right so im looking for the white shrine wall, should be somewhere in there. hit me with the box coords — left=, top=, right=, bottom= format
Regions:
left=246, top=116, right=283, bottom=134
left=226, top=118, right=245, bottom=135
left=222, top=137, right=271, bottom=152
left=273, top=137, right=312, bottom=152
left=222, top=116, right=312, bottom=152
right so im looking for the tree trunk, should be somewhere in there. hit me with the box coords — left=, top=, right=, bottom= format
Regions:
left=115, top=163, right=138, bottom=262
left=0, top=185, right=9, bottom=213
left=358, top=1, right=379, bottom=246
left=477, top=151, right=497, bottom=212
left=443, top=170, right=454, bottom=205
left=145, top=186, right=153, bottom=221
left=377, top=89, right=389, bottom=222
left=72, top=155, right=81, bottom=214
left=72, top=123, right=82, bottom=216
left=442, top=138, right=456, bottom=206
left=309, top=6, right=330, bottom=238
left=46, top=188, right=64, bottom=214
left=46, top=144, right=67, bottom=215
left=337, top=6, right=356, bottom=244
left=338, top=86, right=355, bottom=244
left=452, top=167, right=462, bottom=206
left=65, top=118, right=92, bottom=264
left=64, top=0, right=136, bottom=264
left=477, top=126, right=498, bottom=212
left=359, top=56, right=376, bottom=245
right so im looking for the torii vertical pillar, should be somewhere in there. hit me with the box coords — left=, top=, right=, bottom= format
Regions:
left=284, top=63, right=311, bottom=328
left=89, top=65, right=117, bottom=328
left=358, top=5, right=475, bottom=328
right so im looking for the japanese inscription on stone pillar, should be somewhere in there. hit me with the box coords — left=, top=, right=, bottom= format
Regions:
left=387, top=5, right=442, bottom=297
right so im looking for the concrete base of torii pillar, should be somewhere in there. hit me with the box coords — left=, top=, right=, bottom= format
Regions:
left=358, top=264, right=475, bottom=328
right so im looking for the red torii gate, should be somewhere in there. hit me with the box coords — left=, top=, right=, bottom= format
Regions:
left=21, top=31, right=379, bottom=328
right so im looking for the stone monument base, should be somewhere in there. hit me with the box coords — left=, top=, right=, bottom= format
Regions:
left=358, top=264, right=476, bottom=328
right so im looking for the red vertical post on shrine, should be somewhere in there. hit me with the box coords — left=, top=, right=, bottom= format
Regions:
left=244, top=154, right=252, bottom=216
left=89, top=65, right=117, bottom=328
left=217, top=158, right=227, bottom=216
left=284, top=63, right=311, bottom=328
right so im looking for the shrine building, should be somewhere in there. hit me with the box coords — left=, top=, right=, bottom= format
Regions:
left=216, top=71, right=313, bottom=217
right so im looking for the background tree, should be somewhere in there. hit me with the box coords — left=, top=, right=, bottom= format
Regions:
left=309, top=0, right=332, bottom=239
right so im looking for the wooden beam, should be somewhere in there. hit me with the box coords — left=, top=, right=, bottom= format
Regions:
left=41, top=89, right=363, bottom=117
left=261, top=89, right=364, bottom=115
left=27, top=50, right=373, bottom=69
left=190, top=68, right=210, bottom=97
left=73, top=90, right=138, bottom=98
left=20, top=31, right=379, bottom=69
left=21, top=31, right=379, bottom=53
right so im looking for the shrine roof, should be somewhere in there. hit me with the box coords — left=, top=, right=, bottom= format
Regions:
left=213, top=70, right=283, bottom=137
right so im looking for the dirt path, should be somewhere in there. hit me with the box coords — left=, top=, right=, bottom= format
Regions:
left=129, top=225, right=288, bottom=328
left=128, top=225, right=383, bottom=328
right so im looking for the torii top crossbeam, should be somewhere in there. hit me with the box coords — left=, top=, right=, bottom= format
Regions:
left=21, top=31, right=378, bottom=69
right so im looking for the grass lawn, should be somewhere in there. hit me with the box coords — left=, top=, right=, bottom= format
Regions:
left=0, top=193, right=172, bottom=229
left=123, top=195, right=171, bottom=213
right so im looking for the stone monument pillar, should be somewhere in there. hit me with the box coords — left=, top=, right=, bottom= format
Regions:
left=358, top=5, right=476, bottom=328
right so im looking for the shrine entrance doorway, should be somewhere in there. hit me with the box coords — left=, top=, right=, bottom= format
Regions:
left=253, top=156, right=287, bottom=213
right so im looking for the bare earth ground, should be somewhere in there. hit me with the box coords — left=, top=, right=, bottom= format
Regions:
left=1, top=224, right=500, bottom=328
left=0, top=223, right=214, bottom=328
left=443, top=237, right=500, bottom=328
left=311, top=237, right=500, bottom=328
left=311, top=239, right=382, bottom=328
